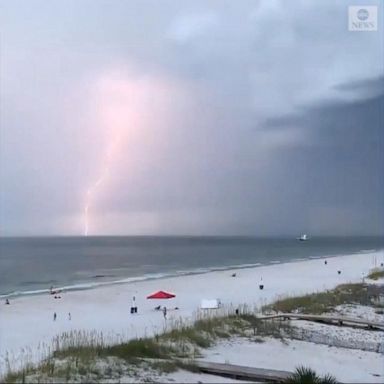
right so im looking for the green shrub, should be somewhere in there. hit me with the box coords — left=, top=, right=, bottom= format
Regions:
left=368, top=269, right=384, bottom=280
left=285, top=366, right=338, bottom=384
left=265, top=283, right=370, bottom=314
left=105, top=338, right=174, bottom=361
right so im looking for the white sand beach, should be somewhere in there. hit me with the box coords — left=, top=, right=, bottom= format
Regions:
left=1, top=250, right=383, bottom=380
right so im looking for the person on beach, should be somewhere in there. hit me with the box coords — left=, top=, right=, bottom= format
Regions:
left=68, top=312, right=71, bottom=321
left=131, top=295, right=137, bottom=314
left=53, top=312, right=57, bottom=321
left=163, top=306, right=167, bottom=319
left=5, top=299, right=10, bottom=305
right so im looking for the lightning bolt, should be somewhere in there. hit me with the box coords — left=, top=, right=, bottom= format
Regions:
left=83, top=137, right=119, bottom=236
left=84, top=168, right=109, bottom=236
left=81, top=69, right=177, bottom=236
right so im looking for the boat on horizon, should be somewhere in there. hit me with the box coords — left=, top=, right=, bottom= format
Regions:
left=298, top=234, right=308, bottom=241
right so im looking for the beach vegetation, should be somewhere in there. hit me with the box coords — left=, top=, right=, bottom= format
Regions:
left=148, top=360, right=177, bottom=374
left=367, top=268, right=384, bottom=280
left=285, top=366, right=338, bottom=384
left=264, top=283, right=375, bottom=314
left=101, top=338, right=175, bottom=361
left=3, top=309, right=295, bottom=383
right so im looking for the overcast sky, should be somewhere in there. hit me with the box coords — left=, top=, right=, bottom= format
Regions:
left=0, top=0, right=383, bottom=236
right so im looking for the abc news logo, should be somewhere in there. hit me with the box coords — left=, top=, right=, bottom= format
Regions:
left=348, top=6, right=378, bottom=31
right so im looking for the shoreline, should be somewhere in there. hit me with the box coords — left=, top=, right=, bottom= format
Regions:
left=2, top=248, right=382, bottom=300
left=1, top=249, right=383, bottom=375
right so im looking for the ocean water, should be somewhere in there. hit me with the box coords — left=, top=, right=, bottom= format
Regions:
left=0, top=236, right=383, bottom=298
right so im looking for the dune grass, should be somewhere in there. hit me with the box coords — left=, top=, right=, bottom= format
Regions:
left=367, top=268, right=384, bottom=280
left=53, top=337, right=175, bottom=362
left=3, top=310, right=294, bottom=383
left=263, top=283, right=371, bottom=314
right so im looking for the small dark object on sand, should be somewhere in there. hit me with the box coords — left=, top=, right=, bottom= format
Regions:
left=154, top=305, right=161, bottom=311
left=5, top=299, right=10, bottom=305
left=259, top=284, right=264, bottom=290
left=231, top=273, right=236, bottom=277
left=324, top=260, right=327, bottom=265
left=338, top=270, right=341, bottom=275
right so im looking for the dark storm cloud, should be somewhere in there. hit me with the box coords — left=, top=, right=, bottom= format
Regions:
left=333, top=76, right=384, bottom=96
left=262, top=77, right=384, bottom=235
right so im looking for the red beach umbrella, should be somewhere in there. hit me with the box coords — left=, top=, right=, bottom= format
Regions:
left=146, top=290, right=176, bottom=299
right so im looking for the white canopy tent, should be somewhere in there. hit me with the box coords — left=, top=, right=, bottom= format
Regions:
left=200, top=298, right=221, bottom=309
